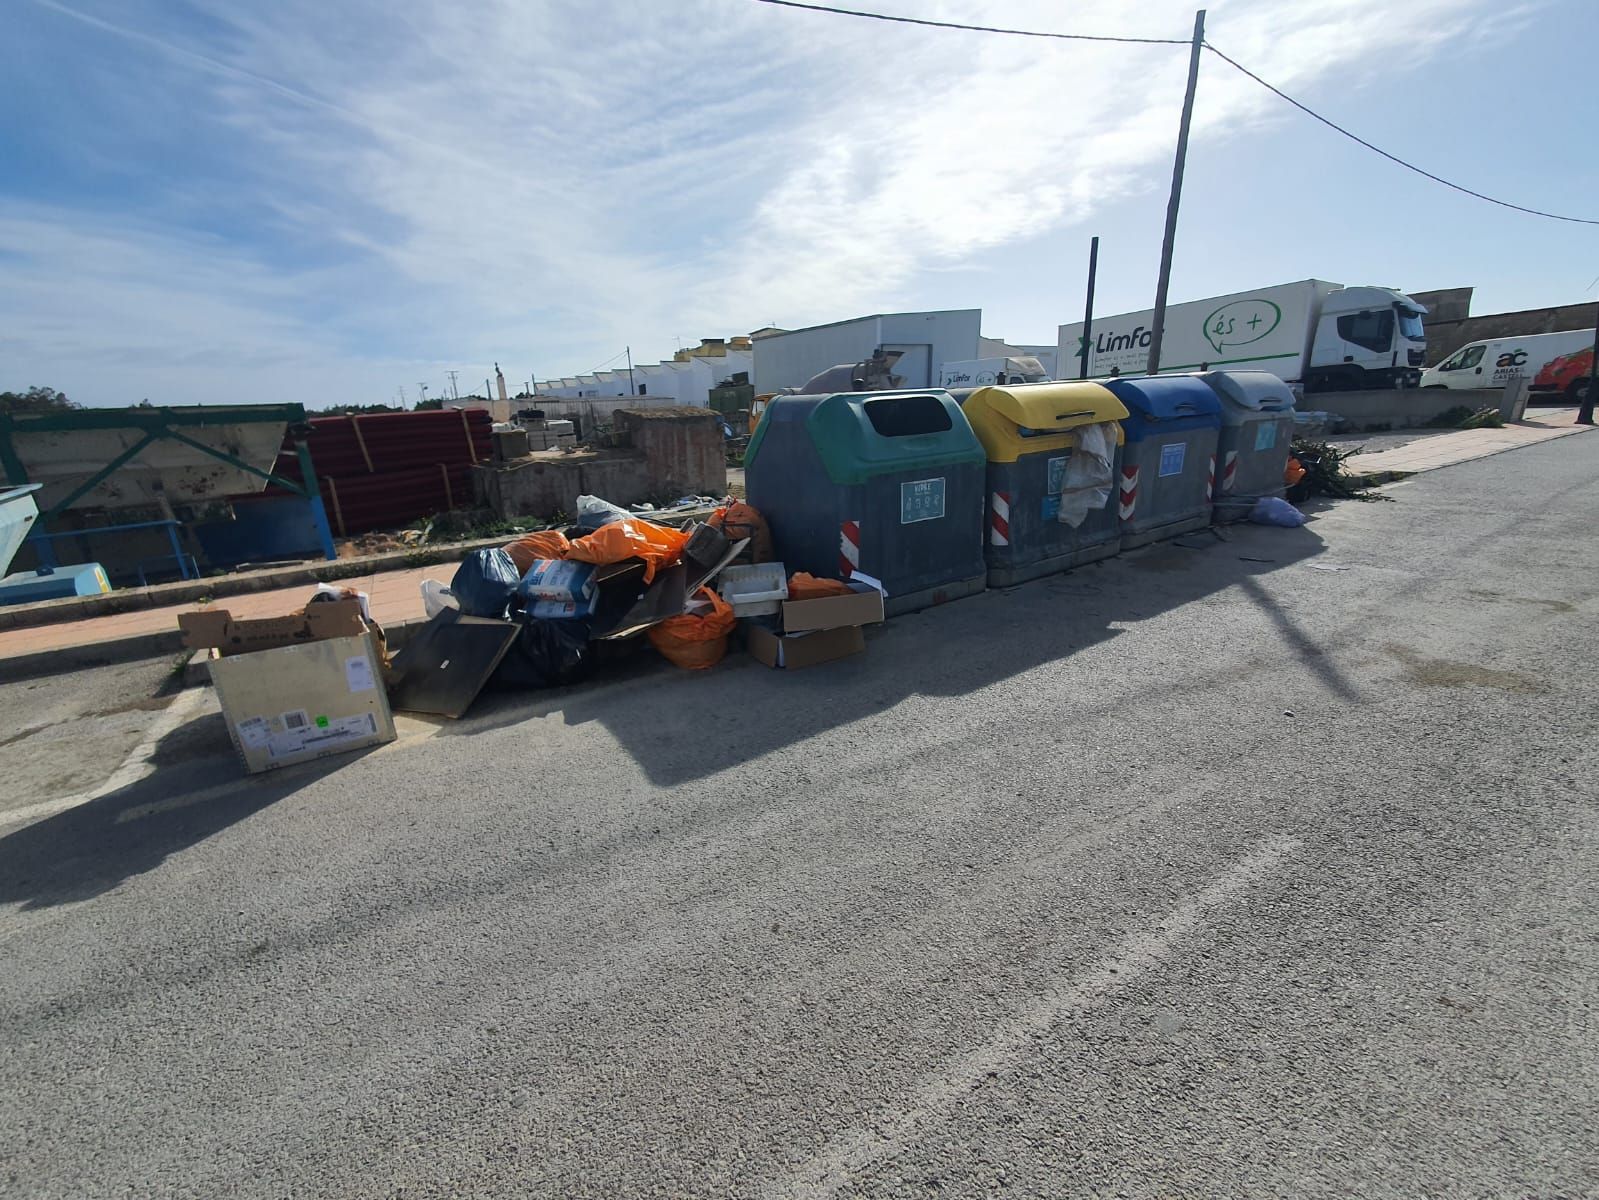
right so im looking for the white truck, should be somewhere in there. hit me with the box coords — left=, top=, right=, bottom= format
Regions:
left=937, top=356, right=1050, bottom=388
left=1420, top=328, right=1593, bottom=392
left=1056, top=279, right=1428, bottom=392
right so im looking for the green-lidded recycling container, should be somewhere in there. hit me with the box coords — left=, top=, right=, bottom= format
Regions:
left=1103, top=376, right=1222, bottom=550
left=1197, top=370, right=1297, bottom=522
left=745, top=390, right=986, bottom=616
left=961, top=382, right=1129, bottom=586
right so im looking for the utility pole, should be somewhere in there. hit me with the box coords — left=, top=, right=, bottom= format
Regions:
left=398, top=385, right=407, bottom=408
left=418, top=382, right=428, bottom=407
left=626, top=345, right=637, bottom=396
left=1079, top=236, right=1100, bottom=380
left=1146, top=8, right=1206, bottom=377
left=1577, top=299, right=1598, bottom=424
left=446, top=370, right=460, bottom=401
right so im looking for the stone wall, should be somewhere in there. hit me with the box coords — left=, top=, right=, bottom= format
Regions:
left=1304, top=387, right=1505, bottom=430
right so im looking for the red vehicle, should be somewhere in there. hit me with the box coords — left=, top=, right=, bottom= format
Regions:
left=1532, top=344, right=1594, bottom=403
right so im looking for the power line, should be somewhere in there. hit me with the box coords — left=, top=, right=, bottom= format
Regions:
left=1203, top=43, right=1599, bottom=227
left=752, top=0, right=1189, bottom=44
left=749, top=0, right=1598, bottom=226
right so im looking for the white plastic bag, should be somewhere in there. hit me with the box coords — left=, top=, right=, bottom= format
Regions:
left=420, top=579, right=458, bottom=619
left=1056, top=421, right=1117, bottom=527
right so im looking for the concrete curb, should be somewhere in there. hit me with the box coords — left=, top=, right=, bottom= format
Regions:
left=0, top=536, right=509, bottom=634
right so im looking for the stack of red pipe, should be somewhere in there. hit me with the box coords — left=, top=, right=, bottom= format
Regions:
left=253, top=410, right=493, bottom=535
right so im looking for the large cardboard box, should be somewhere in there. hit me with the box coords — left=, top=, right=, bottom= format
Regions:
left=206, top=632, right=396, bottom=774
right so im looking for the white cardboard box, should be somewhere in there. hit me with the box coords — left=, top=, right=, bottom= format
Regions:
left=207, top=632, right=396, bottom=774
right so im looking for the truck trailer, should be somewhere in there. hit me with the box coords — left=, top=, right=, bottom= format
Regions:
left=1057, top=279, right=1428, bottom=392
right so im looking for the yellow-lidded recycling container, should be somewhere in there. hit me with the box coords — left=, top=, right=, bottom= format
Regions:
left=961, top=382, right=1129, bottom=587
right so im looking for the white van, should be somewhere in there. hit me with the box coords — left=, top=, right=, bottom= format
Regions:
left=1420, top=329, right=1593, bottom=391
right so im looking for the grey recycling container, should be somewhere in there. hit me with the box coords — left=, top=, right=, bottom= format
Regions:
left=744, top=390, right=987, bottom=616
left=1198, top=370, right=1297, bottom=522
left=1103, top=376, right=1223, bottom=550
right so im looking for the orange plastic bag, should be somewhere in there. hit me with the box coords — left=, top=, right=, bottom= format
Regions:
left=565, top=518, right=690, bottom=583
left=1284, top=456, right=1307, bottom=487
left=709, top=501, right=773, bottom=564
left=503, top=529, right=571, bottom=575
left=787, top=572, right=851, bottom=601
left=648, top=587, right=736, bottom=670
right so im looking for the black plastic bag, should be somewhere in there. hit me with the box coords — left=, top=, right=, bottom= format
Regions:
left=450, top=548, right=522, bottom=619
left=492, top=615, right=593, bottom=689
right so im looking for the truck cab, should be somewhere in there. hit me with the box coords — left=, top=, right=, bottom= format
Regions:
left=1306, top=287, right=1427, bottom=392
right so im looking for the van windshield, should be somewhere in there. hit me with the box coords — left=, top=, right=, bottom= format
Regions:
left=1397, top=308, right=1425, bottom=340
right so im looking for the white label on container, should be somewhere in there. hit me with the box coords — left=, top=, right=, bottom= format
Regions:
left=345, top=655, right=376, bottom=693
left=236, top=715, right=270, bottom=750
left=900, top=477, right=946, bottom=524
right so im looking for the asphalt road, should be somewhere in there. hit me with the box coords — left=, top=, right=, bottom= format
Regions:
left=2, top=435, right=1596, bottom=1199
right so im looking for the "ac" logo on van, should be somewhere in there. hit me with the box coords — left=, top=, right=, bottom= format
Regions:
left=1496, top=350, right=1528, bottom=368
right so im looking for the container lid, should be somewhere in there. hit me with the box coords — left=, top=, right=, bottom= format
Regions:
left=962, top=382, right=1128, bottom=462
left=751, top=391, right=985, bottom=486
left=1104, top=376, right=1223, bottom=424
left=1198, top=370, right=1297, bottom=417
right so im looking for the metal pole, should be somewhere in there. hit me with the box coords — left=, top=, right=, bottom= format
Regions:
left=1079, top=235, right=1100, bottom=379
left=1146, top=9, right=1206, bottom=377
left=294, top=439, right=339, bottom=561
left=626, top=346, right=637, bottom=396
left=1577, top=301, right=1598, bottom=424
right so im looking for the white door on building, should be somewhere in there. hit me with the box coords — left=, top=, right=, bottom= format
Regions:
left=883, top=343, right=932, bottom=388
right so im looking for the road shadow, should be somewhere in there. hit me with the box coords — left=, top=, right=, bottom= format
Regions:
left=437, top=515, right=1344, bottom=786
left=0, top=723, right=376, bottom=912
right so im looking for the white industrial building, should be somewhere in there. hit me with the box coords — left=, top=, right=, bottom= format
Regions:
left=527, top=337, right=753, bottom=421
left=751, top=310, right=982, bottom=394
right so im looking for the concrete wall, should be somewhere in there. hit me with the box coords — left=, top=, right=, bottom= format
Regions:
left=614, top=407, right=726, bottom=497
left=752, top=310, right=981, bottom=393
left=474, top=406, right=726, bottom=519
left=1305, top=387, right=1506, bottom=430
left=1410, top=291, right=1596, bottom=366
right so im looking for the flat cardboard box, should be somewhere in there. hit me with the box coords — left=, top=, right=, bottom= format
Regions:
left=779, top=583, right=885, bottom=633
left=180, top=597, right=371, bottom=657
left=746, top=622, right=866, bottom=670
left=207, top=631, right=396, bottom=773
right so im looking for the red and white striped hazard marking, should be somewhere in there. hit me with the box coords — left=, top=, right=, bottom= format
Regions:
left=839, top=519, right=861, bottom=577
left=1222, top=450, right=1238, bottom=495
left=990, top=492, right=1011, bottom=546
left=1205, top=454, right=1216, bottom=502
left=1118, top=465, right=1139, bottom=522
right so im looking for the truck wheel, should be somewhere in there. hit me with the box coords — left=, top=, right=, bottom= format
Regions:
left=1567, top=379, right=1592, bottom=405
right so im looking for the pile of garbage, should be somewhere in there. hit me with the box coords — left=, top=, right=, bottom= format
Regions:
left=392, top=494, right=801, bottom=712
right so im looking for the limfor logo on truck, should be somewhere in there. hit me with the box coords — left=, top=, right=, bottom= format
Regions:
left=1202, top=299, right=1282, bottom=355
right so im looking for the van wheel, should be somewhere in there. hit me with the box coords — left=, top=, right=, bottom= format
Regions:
left=1567, top=379, right=1592, bottom=405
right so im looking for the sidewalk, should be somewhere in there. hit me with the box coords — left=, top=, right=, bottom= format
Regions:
left=1345, top=408, right=1591, bottom=477
left=0, top=561, right=457, bottom=676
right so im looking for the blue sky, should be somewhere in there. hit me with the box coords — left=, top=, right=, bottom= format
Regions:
left=3, top=0, right=1596, bottom=408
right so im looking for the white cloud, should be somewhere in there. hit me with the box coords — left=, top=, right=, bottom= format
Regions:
left=3, top=0, right=1518, bottom=406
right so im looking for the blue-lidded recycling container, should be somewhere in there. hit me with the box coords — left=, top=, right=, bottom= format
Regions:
left=745, top=390, right=986, bottom=616
left=1197, top=371, right=1296, bottom=522
left=1103, top=376, right=1222, bottom=549
left=961, top=382, right=1129, bottom=586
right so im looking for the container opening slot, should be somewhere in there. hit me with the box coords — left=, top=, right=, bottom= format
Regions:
left=863, top=394, right=953, bottom=438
